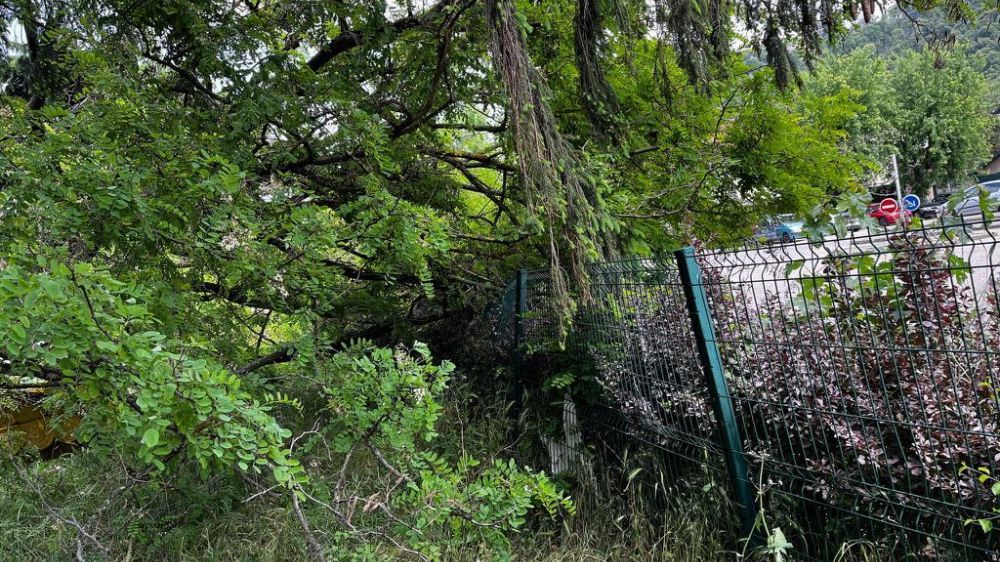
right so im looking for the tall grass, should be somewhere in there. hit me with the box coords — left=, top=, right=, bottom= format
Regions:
left=519, top=457, right=739, bottom=561
left=0, top=374, right=900, bottom=561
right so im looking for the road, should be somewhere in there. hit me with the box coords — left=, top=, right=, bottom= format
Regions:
left=700, top=221, right=1000, bottom=308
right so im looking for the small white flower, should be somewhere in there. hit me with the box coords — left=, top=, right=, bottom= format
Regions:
left=273, top=273, right=289, bottom=298
left=220, top=231, right=242, bottom=252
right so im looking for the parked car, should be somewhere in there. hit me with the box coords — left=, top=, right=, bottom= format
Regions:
left=916, top=193, right=952, bottom=219
left=947, top=181, right=1000, bottom=219
left=836, top=212, right=863, bottom=232
left=867, top=203, right=911, bottom=227
left=754, top=215, right=804, bottom=243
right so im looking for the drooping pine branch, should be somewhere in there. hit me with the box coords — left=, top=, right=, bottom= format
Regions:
left=574, top=0, right=621, bottom=140
left=486, top=0, right=619, bottom=335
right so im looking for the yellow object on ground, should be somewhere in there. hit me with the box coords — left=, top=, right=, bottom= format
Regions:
left=0, top=402, right=78, bottom=450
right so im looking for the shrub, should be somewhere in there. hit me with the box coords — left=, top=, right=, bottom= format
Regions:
left=582, top=270, right=716, bottom=448
left=704, top=232, right=1000, bottom=547
left=2, top=340, right=573, bottom=561
left=559, top=233, right=1000, bottom=552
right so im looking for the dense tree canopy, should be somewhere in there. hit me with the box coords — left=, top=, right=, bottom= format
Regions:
left=0, top=0, right=861, bottom=456
left=836, top=0, right=1000, bottom=80
left=891, top=48, right=993, bottom=194
left=0, top=0, right=967, bottom=558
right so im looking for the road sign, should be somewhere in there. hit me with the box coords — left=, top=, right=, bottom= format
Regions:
left=902, top=194, right=921, bottom=212
left=879, top=198, right=899, bottom=214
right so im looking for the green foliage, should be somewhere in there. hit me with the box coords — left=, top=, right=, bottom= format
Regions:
left=0, top=0, right=869, bottom=487
left=0, top=0, right=972, bottom=557
left=323, top=342, right=453, bottom=453
left=961, top=464, right=1000, bottom=533
left=393, top=455, right=574, bottom=558
left=806, top=46, right=899, bottom=179
left=2, top=342, right=573, bottom=561
left=322, top=343, right=572, bottom=553
left=762, top=528, right=794, bottom=561
left=0, top=255, right=300, bottom=483
left=810, top=15, right=997, bottom=195
left=836, top=2, right=1000, bottom=81
left=891, top=48, right=994, bottom=195
left=528, top=29, right=862, bottom=246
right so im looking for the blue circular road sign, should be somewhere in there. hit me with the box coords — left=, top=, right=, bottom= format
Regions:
left=902, top=194, right=921, bottom=212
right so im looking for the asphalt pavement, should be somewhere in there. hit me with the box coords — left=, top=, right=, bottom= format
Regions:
left=701, top=221, right=1000, bottom=306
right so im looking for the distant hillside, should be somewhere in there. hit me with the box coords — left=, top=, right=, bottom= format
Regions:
left=834, top=4, right=1000, bottom=81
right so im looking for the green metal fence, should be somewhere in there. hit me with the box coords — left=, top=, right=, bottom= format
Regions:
left=499, top=220, right=1000, bottom=559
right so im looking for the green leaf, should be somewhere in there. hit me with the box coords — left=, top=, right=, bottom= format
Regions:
left=784, top=260, right=805, bottom=276
left=40, top=278, right=64, bottom=300
left=141, top=428, right=160, bottom=448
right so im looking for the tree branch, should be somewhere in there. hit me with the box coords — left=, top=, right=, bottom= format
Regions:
left=141, top=51, right=227, bottom=104
left=307, top=1, right=454, bottom=72
left=421, top=147, right=517, bottom=172
left=433, top=154, right=520, bottom=225
left=291, top=491, right=328, bottom=562
left=264, top=238, right=424, bottom=285
left=236, top=347, right=297, bottom=376
left=430, top=122, right=505, bottom=133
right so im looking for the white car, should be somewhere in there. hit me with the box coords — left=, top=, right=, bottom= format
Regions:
left=949, top=181, right=1000, bottom=219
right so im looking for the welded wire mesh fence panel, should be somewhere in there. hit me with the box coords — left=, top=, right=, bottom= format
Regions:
left=488, top=269, right=559, bottom=359
left=578, top=260, right=721, bottom=464
left=523, top=268, right=559, bottom=347
left=495, top=258, right=728, bottom=497
left=698, top=221, right=1000, bottom=557
left=497, top=221, right=1000, bottom=557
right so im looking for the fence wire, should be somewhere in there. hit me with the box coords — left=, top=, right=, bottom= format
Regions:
left=580, top=260, right=722, bottom=464
left=504, top=220, right=1000, bottom=559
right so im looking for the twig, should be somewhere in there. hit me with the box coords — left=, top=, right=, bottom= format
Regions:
left=70, top=269, right=113, bottom=341
left=255, top=310, right=272, bottom=354
left=11, top=459, right=109, bottom=556
left=291, top=491, right=328, bottom=562
left=243, top=483, right=281, bottom=503
left=363, top=440, right=500, bottom=529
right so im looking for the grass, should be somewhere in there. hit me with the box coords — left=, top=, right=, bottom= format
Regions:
left=0, top=374, right=914, bottom=561
left=517, top=462, right=739, bottom=561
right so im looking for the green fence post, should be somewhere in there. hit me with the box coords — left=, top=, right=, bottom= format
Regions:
left=675, top=247, right=758, bottom=540
left=509, top=269, right=528, bottom=428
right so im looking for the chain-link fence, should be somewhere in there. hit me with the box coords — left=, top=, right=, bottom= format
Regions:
left=500, top=221, right=1000, bottom=559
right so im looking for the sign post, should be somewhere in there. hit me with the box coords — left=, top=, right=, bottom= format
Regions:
left=891, top=155, right=907, bottom=229
left=892, top=154, right=903, bottom=204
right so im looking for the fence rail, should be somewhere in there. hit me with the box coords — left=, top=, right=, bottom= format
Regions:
left=499, top=220, right=1000, bottom=559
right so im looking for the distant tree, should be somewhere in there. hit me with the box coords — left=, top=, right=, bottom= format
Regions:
left=806, top=46, right=899, bottom=181
left=808, top=43, right=994, bottom=196
left=892, top=48, right=994, bottom=195
left=836, top=2, right=1000, bottom=82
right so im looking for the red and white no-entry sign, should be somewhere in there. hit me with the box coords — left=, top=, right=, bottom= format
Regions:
left=879, top=198, right=899, bottom=214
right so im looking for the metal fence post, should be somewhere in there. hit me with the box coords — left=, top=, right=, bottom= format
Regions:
left=509, top=269, right=528, bottom=428
left=675, top=247, right=758, bottom=539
